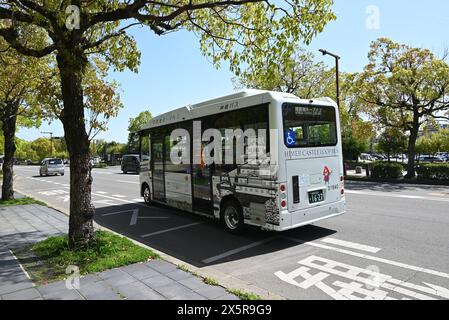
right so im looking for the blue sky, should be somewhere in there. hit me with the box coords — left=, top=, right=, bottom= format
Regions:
left=18, top=0, right=449, bottom=143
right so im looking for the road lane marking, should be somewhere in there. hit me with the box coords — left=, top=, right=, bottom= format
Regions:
left=275, top=255, right=449, bottom=300
left=118, top=180, right=139, bottom=185
left=112, top=195, right=127, bottom=198
left=94, top=199, right=121, bottom=206
left=132, top=198, right=143, bottom=202
left=91, top=192, right=150, bottom=208
left=202, top=237, right=277, bottom=264
left=321, top=238, right=381, bottom=253
left=283, top=236, right=449, bottom=280
left=96, top=191, right=107, bottom=194
left=141, top=222, right=204, bottom=238
left=345, top=190, right=449, bottom=202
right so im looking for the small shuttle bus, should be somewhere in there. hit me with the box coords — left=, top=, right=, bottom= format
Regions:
left=138, top=90, right=345, bottom=233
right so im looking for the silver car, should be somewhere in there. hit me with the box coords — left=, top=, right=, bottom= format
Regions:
left=40, top=158, right=65, bottom=176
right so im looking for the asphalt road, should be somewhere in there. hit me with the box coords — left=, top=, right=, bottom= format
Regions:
left=13, top=165, right=449, bottom=300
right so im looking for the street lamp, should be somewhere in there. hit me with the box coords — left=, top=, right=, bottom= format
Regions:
left=319, top=49, right=341, bottom=111
left=41, top=131, right=54, bottom=157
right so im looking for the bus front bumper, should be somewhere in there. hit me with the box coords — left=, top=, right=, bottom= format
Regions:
left=263, top=198, right=346, bottom=232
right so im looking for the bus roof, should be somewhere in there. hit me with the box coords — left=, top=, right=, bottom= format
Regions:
left=139, top=90, right=335, bottom=132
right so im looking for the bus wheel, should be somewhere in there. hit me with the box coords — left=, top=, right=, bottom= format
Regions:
left=143, top=184, right=151, bottom=205
left=221, top=199, right=244, bottom=234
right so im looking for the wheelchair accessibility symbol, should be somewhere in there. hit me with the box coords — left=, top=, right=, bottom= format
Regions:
left=286, top=130, right=296, bottom=146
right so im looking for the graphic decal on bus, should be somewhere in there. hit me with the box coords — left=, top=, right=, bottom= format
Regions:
left=323, top=166, right=332, bottom=184
left=212, top=160, right=280, bottom=227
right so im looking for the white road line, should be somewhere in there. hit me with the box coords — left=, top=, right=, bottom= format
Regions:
left=118, top=180, right=139, bottom=185
left=130, top=210, right=138, bottom=225
left=102, top=210, right=132, bottom=217
left=202, top=237, right=277, bottom=264
left=96, top=191, right=108, bottom=194
left=345, top=190, right=449, bottom=202
left=94, top=199, right=121, bottom=206
left=91, top=192, right=149, bottom=208
left=132, top=198, right=143, bottom=202
left=112, top=195, right=127, bottom=198
left=283, top=236, right=449, bottom=280
left=321, top=238, right=381, bottom=253
left=141, top=222, right=204, bottom=238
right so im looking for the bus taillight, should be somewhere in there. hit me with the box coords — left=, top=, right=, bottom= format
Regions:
left=340, top=176, right=345, bottom=195
left=280, top=183, right=287, bottom=209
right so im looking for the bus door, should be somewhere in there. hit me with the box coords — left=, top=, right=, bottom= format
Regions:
left=151, top=137, right=166, bottom=202
left=192, top=142, right=214, bottom=215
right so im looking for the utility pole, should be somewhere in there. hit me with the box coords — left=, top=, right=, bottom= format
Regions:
left=319, top=49, right=341, bottom=111
left=41, top=131, right=54, bottom=157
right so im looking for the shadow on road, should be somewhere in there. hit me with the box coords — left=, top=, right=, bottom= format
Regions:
left=94, top=202, right=336, bottom=268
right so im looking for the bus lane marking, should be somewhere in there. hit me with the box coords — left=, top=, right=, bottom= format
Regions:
left=283, top=236, right=449, bottom=280
left=321, top=238, right=381, bottom=253
left=275, top=255, right=449, bottom=300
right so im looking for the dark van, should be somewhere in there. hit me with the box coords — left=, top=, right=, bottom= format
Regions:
left=121, top=154, right=141, bottom=174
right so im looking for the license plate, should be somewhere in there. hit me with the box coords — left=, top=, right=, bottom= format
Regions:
left=308, top=190, right=325, bottom=204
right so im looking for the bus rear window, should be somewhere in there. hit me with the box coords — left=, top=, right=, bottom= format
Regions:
left=283, top=104, right=337, bottom=148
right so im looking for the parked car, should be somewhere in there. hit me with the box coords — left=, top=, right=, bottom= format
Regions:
left=370, top=153, right=387, bottom=161
left=435, top=152, right=448, bottom=162
left=417, top=155, right=445, bottom=163
left=358, top=153, right=375, bottom=163
left=40, top=158, right=65, bottom=176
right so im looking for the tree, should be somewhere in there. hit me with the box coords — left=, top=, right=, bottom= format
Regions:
left=376, top=128, right=408, bottom=162
left=128, top=111, right=152, bottom=154
left=0, top=34, right=47, bottom=200
left=234, top=49, right=335, bottom=99
left=0, top=0, right=335, bottom=248
left=357, top=38, right=449, bottom=178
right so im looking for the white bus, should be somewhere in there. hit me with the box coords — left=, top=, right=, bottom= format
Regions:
left=138, top=90, right=346, bottom=233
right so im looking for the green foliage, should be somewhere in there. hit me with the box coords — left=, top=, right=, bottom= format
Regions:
left=416, top=163, right=449, bottom=181
left=235, top=49, right=334, bottom=98
left=416, top=129, right=449, bottom=155
left=24, top=230, right=159, bottom=284
left=371, top=162, right=404, bottom=179
left=0, top=197, right=47, bottom=207
left=128, top=111, right=152, bottom=153
left=377, top=128, right=408, bottom=160
left=227, top=289, right=262, bottom=300
left=355, top=38, right=449, bottom=176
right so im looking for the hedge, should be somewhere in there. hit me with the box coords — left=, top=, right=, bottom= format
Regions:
left=416, top=163, right=449, bottom=181
left=370, top=162, right=404, bottom=179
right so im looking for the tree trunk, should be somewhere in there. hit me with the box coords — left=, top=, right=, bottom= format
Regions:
left=405, top=115, right=420, bottom=179
left=1, top=106, right=18, bottom=201
left=56, top=50, right=94, bottom=249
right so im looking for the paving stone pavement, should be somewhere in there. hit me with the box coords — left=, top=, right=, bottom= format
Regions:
left=0, top=204, right=240, bottom=300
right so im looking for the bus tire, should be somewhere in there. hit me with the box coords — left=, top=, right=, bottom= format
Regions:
left=221, top=199, right=244, bottom=234
left=142, top=183, right=151, bottom=205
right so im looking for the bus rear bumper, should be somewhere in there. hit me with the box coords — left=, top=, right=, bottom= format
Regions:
left=263, top=198, right=346, bottom=232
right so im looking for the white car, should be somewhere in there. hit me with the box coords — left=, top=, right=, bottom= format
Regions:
left=40, top=158, right=65, bottom=176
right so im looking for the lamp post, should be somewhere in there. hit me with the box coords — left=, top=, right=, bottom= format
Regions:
left=319, top=49, right=341, bottom=111
left=41, top=131, right=54, bottom=157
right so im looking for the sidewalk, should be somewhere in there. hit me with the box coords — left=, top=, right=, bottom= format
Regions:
left=0, top=204, right=238, bottom=300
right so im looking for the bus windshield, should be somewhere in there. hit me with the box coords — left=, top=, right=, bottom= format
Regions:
left=282, top=104, right=338, bottom=148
